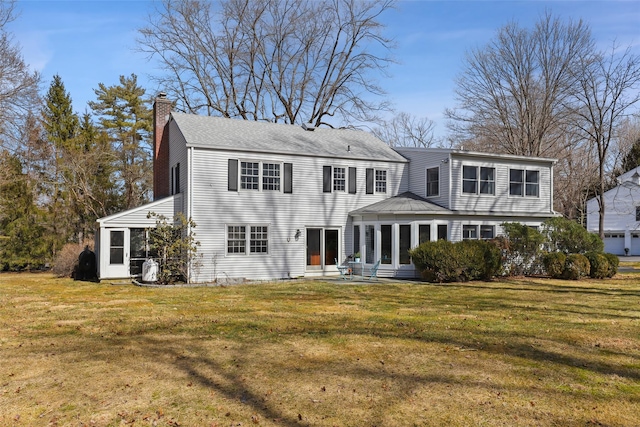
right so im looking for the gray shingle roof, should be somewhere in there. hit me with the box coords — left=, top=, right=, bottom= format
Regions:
left=350, top=192, right=452, bottom=215
left=171, top=112, right=407, bottom=163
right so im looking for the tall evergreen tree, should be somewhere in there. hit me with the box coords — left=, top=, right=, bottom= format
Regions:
left=89, top=74, right=153, bottom=209
left=40, top=75, right=80, bottom=251
left=0, top=151, right=49, bottom=270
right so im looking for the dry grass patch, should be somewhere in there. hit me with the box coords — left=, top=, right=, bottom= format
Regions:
left=0, top=273, right=639, bottom=426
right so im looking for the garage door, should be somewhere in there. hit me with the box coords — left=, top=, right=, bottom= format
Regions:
left=630, top=234, right=640, bottom=255
left=603, top=234, right=625, bottom=255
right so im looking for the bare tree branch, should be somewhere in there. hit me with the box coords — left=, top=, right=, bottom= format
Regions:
left=137, top=0, right=395, bottom=127
left=371, top=112, right=437, bottom=147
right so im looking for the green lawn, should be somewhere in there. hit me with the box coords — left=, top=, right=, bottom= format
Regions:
left=1, top=273, right=639, bottom=426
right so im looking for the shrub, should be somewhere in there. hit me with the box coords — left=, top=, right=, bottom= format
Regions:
left=410, top=240, right=458, bottom=283
left=542, top=217, right=604, bottom=254
left=148, top=212, right=200, bottom=284
left=603, top=253, right=619, bottom=278
left=563, top=253, right=590, bottom=280
left=51, top=240, right=94, bottom=278
left=409, top=239, right=502, bottom=283
left=584, top=252, right=610, bottom=279
left=543, top=252, right=566, bottom=278
left=500, top=222, right=546, bottom=276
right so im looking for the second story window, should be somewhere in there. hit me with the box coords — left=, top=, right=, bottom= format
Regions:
left=334, top=167, right=346, bottom=192
left=426, top=167, right=439, bottom=197
left=480, top=167, right=495, bottom=194
left=375, top=170, right=387, bottom=193
left=241, top=162, right=260, bottom=190
left=462, top=165, right=477, bottom=194
left=463, top=165, right=495, bottom=195
left=636, top=206, right=640, bottom=221
left=262, top=163, right=280, bottom=191
left=510, top=169, right=539, bottom=197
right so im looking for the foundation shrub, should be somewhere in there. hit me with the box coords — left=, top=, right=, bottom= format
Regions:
left=543, top=252, right=566, bottom=278
left=584, top=252, right=611, bottom=279
left=563, top=253, right=590, bottom=280
left=542, top=217, right=604, bottom=254
left=500, top=222, right=546, bottom=276
left=410, top=239, right=502, bottom=283
left=603, top=253, right=619, bottom=277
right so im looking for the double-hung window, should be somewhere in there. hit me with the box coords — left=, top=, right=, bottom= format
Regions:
left=365, top=168, right=387, bottom=194
left=462, top=166, right=477, bottom=194
left=240, top=162, right=260, bottom=190
left=375, top=170, right=387, bottom=193
left=227, top=226, right=246, bottom=253
left=479, top=167, right=495, bottom=194
left=426, top=167, right=439, bottom=197
left=227, top=225, right=269, bottom=255
left=463, top=165, right=495, bottom=195
left=510, top=169, right=539, bottom=197
left=262, top=163, right=280, bottom=191
left=463, top=225, right=478, bottom=240
left=480, top=225, right=495, bottom=239
left=250, top=226, right=269, bottom=254
left=333, top=167, right=346, bottom=192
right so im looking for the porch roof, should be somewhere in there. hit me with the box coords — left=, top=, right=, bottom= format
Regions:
left=350, top=192, right=451, bottom=216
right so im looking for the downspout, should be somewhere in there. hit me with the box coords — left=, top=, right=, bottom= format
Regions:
left=448, top=154, right=452, bottom=209
left=187, top=146, right=194, bottom=283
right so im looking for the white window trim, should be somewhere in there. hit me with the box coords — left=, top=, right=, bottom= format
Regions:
left=462, top=165, right=495, bottom=196
left=226, top=224, right=270, bottom=256
left=375, top=169, right=388, bottom=194
left=509, top=167, right=540, bottom=198
left=239, top=160, right=283, bottom=192
left=426, top=166, right=440, bottom=198
left=333, top=166, right=347, bottom=193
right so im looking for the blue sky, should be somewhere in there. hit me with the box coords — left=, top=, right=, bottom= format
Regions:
left=7, top=0, right=640, bottom=135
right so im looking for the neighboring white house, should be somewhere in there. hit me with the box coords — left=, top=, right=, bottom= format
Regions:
left=586, top=166, right=640, bottom=255
left=95, top=94, right=558, bottom=282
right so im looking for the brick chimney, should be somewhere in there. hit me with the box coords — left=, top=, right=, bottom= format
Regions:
left=153, top=93, right=172, bottom=200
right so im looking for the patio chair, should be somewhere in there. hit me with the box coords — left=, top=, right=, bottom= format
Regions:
left=335, top=258, right=350, bottom=280
left=365, top=260, right=381, bottom=281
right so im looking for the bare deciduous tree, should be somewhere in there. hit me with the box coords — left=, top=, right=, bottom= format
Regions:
left=445, top=12, right=593, bottom=158
left=573, top=44, right=640, bottom=239
left=0, top=0, right=41, bottom=152
left=138, top=0, right=395, bottom=127
left=371, top=112, right=437, bottom=147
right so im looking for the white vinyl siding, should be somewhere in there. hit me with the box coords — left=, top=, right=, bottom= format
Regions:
left=392, top=148, right=450, bottom=207
left=450, top=156, right=552, bottom=214
left=189, top=147, right=406, bottom=281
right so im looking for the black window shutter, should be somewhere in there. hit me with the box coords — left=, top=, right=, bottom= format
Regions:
left=366, top=168, right=374, bottom=194
left=349, top=167, right=357, bottom=194
left=228, top=159, right=238, bottom=191
left=284, top=163, right=293, bottom=193
left=175, top=163, right=180, bottom=194
left=323, top=166, right=332, bottom=193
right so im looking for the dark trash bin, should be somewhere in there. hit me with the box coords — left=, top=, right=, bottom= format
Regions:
left=76, top=246, right=97, bottom=281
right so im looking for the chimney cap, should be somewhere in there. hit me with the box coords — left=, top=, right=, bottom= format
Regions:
left=157, top=92, right=167, bottom=99
left=302, top=123, right=315, bottom=131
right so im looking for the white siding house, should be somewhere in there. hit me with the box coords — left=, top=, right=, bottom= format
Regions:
left=586, top=166, right=640, bottom=255
left=95, top=95, right=558, bottom=282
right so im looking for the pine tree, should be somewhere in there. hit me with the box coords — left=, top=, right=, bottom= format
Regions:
left=89, top=74, right=153, bottom=209
left=0, top=151, right=49, bottom=270
left=40, top=75, right=80, bottom=251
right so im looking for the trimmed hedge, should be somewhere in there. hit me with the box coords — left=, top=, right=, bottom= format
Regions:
left=563, top=253, right=590, bottom=280
left=410, top=239, right=502, bottom=283
left=543, top=252, right=566, bottom=279
left=603, top=253, right=619, bottom=277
